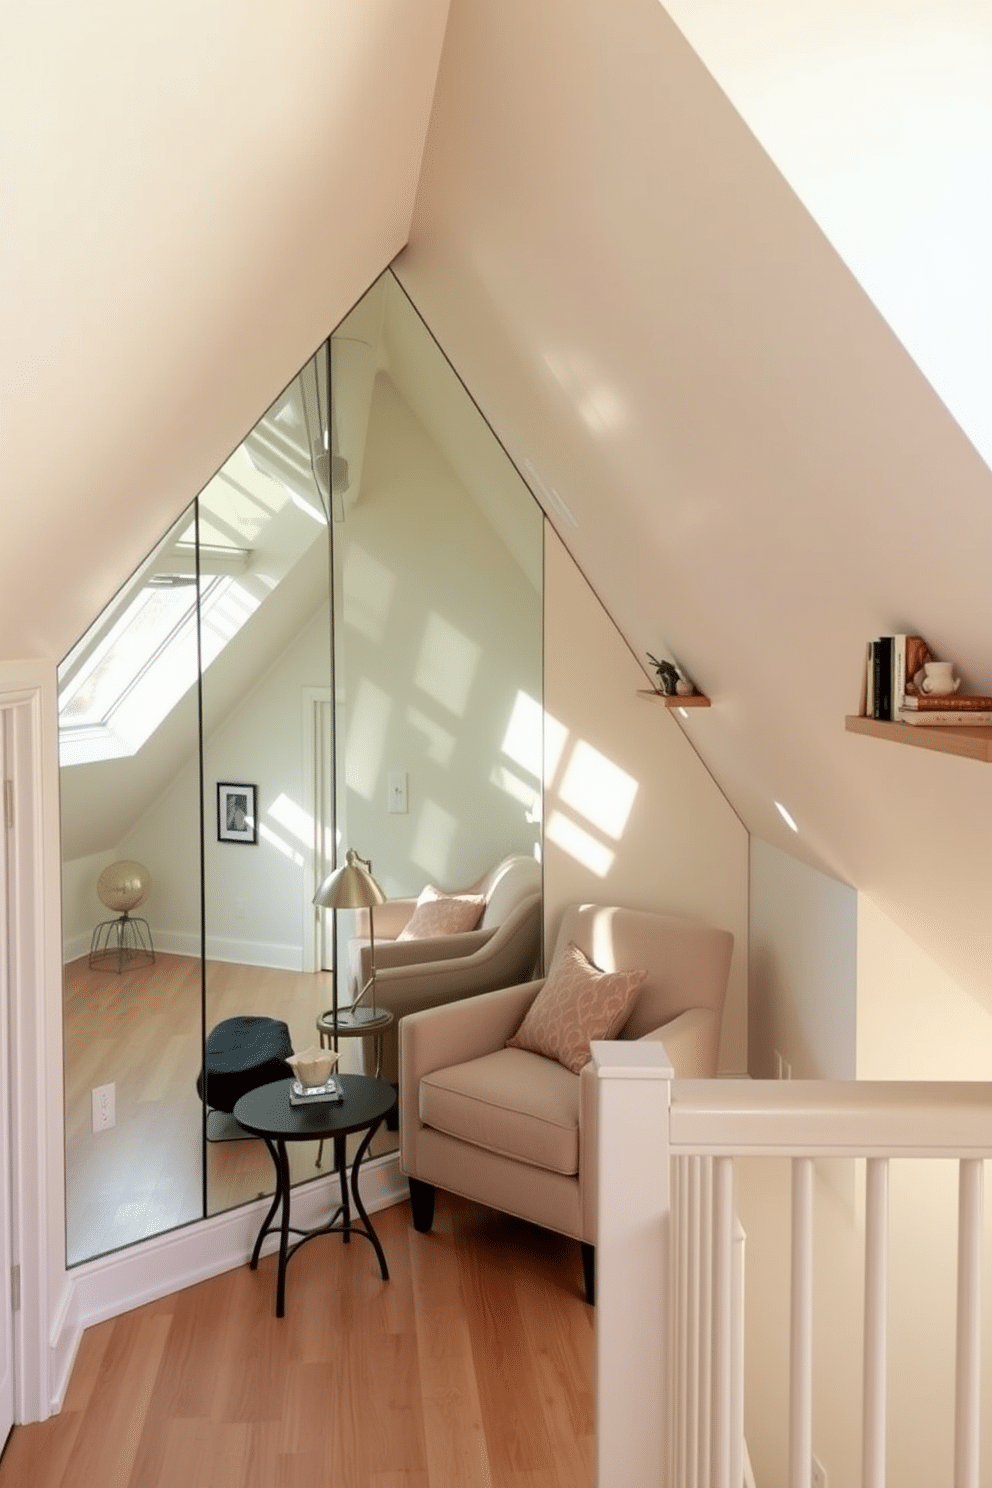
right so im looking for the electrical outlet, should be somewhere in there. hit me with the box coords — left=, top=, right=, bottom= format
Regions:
left=92, top=1083, right=115, bottom=1133
left=812, top=1454, right=828, bottom=1488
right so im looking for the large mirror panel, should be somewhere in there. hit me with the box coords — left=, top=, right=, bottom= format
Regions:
left=329, top=272, right=544, bottom=1092
left=200, top=346, right=336, bottom=1216
left=59, top=505, right=206, bottom=1263
left=60, top=266, right=546, bottom=1267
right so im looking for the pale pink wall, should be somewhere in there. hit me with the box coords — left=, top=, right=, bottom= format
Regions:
left=543, top=527, right=748, bottom=1074
left=0, top=0, right=450, bottom=662
left=397, top=0, right=992, bottom=1022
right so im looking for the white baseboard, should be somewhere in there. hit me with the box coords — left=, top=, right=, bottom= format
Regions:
left=62, top=932, right=304, bottom=971
left=49, top=1151, right=408, bottom=1414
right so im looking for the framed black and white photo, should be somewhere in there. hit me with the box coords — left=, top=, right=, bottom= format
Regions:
left=217, top=782, right=257, bottom=844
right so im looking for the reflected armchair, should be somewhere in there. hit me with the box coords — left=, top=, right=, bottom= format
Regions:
left=347, top=854, right=542, bottom=1087
left=399, top=902, right=733, bottom=1302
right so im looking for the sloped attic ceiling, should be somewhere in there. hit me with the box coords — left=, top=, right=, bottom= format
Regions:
left=397, top=0, right=992, bottom=1014
left=0, top=0, right=451, bottom=662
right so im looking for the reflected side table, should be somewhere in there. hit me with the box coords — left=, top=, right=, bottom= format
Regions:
left=316, top=1005, right=395, bottom=1078
left=233, top=1073, right=396, bottom=1317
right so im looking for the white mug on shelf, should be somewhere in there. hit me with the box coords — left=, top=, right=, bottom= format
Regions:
left=918, top=661, right=960, bottom=695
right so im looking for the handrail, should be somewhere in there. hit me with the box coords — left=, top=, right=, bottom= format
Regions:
left=592, top=1045, right=991, bottom=1488
left=670, top=1078, right=992, bottom=1157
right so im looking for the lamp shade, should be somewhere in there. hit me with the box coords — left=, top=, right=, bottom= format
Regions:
left=313, top=848, right=385, bottom=911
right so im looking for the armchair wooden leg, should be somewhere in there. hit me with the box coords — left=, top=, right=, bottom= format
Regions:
left=580, top=1242, right=595, bottom=1305
left=408, top=1177, right=436, bottom=1233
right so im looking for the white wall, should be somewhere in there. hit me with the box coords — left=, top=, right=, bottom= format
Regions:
left=741, top=894, right=992, bottom=1487
left=748, top=837, right=857, bottom=1081
left=543, top=527, right=749, bottom=1074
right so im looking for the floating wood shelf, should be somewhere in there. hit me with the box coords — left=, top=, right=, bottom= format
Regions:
left=845, top=714, right=992, bottom=764
left=637, top=690, right=711, bottom=708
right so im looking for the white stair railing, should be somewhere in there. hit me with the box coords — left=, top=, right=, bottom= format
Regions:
left=592, top=1042, right=992, bottom=1488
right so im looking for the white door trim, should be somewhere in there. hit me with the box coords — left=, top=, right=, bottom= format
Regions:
left=301, top=687, right=333, bottom=973
left=0, top=675, right=60, bottom=1424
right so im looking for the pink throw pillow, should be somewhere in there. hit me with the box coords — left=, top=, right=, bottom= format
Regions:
left=506, top=940, right=646, bottom=1074
left=397, top=884, right=485, bottom=940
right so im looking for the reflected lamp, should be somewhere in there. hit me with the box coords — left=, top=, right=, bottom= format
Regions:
left=312, top=848, right=386, bottom=1026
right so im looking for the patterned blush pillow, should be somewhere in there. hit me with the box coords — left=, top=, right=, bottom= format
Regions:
left=397, top=884, right=486, bottom=941
left=506, top=940, right=647, bottom=1074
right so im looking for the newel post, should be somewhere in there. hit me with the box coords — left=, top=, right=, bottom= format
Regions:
left=592, top=1039, right=674, bottom=1488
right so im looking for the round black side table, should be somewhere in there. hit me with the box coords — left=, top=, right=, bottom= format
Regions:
left=233, top=1074, right=397, bottom=1317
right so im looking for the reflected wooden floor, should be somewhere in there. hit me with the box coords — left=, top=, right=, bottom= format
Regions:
left=1, top=1191, right=595, bottom=1488
left=64, top=955, right=397, bottom=1265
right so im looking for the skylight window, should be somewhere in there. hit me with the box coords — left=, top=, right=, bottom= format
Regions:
left=58, top=573, right=257, bottom=767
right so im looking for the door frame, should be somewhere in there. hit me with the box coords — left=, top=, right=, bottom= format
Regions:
left=301, top=688, right=334, bottom=974
left=0, top=674, right=60, bottom=1424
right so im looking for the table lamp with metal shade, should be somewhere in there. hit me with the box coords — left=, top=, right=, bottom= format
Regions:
left=312, top=849, right=386, bottom=1041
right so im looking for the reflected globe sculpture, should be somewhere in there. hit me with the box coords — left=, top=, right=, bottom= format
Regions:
left=89, top=860, right=156, bottom=973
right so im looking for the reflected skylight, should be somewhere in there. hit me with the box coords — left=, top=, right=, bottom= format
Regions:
left=58, top=355, right=330, bottom=768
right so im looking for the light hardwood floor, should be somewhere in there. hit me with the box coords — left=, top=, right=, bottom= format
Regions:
left=1, top=1191, right=595, bottom=1488
left=64, top=954, right=397, bottom=1264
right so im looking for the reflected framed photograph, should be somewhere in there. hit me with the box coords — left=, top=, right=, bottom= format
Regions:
left=217, top=782, right=257, bottom=844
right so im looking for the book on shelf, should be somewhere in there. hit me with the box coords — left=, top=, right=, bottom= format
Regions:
left=899, top=693, right=992, bottom=711
left=895, top=707, right=992, bottom=727
left=870, top=636, right=893, bottom=719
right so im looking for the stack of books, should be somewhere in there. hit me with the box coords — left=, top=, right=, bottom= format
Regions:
left=865, top=634, right=992, bottom=726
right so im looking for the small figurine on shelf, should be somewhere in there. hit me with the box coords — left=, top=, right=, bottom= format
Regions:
left=647, top=653, right=696, bottom=697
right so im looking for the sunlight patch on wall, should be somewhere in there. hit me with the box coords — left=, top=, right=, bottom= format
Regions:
left=345, top=678, right=391, bottom=800
left=200, top=581, right=262, bottom=652
left=414, top=613, right=480, bottom=717
left=502, top=691, right=544, bottom=779
left=557, top=740, right=638, bottom=840
left=258, top=822, right=304, bottom=867
left=490, top=763, right=539, bottom=813
left=343, top=543, right=396, bottom=643
left=268, top=793, right=314, bottom=848
left=411, top=798, right=458, bottom=883
left=407, top=705, right=455, bottom=767
left=543, top=707, right=569, bottom=783
left=545, top=810, right=614, bottom=878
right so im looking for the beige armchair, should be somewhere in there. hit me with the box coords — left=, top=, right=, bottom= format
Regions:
left=348, top=854, right=542, bottom=1087
left=400, top=902, right=733, bottom=1302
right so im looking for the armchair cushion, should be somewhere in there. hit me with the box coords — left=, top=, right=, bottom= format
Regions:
left=506, top=940, right=646, bottom=1073
left=420, top=1046, right=580, bottom=1175
left=397, top=884, right=485, bottom=941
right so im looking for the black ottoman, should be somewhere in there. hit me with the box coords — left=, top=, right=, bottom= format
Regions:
left=197, top=1015, right=294, bottom=1114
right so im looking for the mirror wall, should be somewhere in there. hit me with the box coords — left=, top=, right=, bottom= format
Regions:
left=59, top=268, right=544, bottom=1265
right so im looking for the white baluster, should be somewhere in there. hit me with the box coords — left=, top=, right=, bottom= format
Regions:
left=862, top=1157, right=888, bottom=1488
left=790, top=1157, right=814, bottom=1488
left=730, top=1214, right=746, bottom=1488
left=954, top=1159, right=983, bottom=1488
left=711, top=1156, right=735, bottom=1488
left=698, top=1155, right=713, bottom=1488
